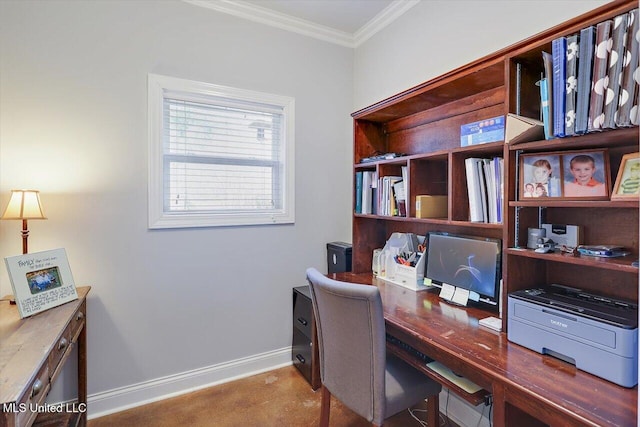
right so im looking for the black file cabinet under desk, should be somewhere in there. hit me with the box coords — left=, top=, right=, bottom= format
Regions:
left=292, top=285, right=320, bottom=390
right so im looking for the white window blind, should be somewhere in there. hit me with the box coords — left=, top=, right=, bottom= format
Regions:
left=148, top=74, right=295, bottom=228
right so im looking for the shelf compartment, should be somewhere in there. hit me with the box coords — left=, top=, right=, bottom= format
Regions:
left=353, top=61, right=505, bottom=123
left=386, top=343, right=489, bottom=407
left=451, top=149, right=504, bottom=223
left=510, top=200, right=639, bottom=208
left=354, top=214, right=503, bottom=230
left=511, top=206, right=638, bottom=259
left=508, top=127, right=639, bottom=152
left=505, top=250, right=638, bottom=303
left=506, top=247, right=638, bottom=274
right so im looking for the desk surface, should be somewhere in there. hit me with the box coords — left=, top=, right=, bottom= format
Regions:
left=332, top=272, right=637, bottom=427
left=0, top=287, right=90, bottom=412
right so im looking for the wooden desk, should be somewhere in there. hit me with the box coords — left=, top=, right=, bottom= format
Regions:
left=332, top=273, right=637, bottom=427
left=0, top=287, right=90, bottom=427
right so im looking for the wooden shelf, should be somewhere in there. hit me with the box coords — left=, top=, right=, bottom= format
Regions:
left=508, top=126, right=639, bottom=152
left=386, top=343, right=489, bottom=406
left=506, top=247, right=638, bottom=274
left=353, top=61, right=505, bottom=123
left=510, top=200, right=639, bottom=208
left=451, top=141, right=504, bottom=155
left=353, top=214, right=503, bottom=229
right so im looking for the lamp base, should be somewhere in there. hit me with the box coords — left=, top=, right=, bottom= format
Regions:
left=1, top=295, right=17, bottom=304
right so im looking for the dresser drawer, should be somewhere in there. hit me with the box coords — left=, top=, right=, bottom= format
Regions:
left=48, top=302, right=86, bottom=382
left=292, top=287, right=313, bottom=338
left=15, top=363, right=51, bottom=427
left=292, top=327, right=313, bottom=382
left=69, top=301, right=86, bottom=342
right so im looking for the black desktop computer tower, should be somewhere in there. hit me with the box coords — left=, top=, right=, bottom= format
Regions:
left=326, top=241, right=352, bottom=274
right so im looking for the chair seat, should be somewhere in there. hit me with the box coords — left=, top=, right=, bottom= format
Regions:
left=385, top=352, right=441, bottom=418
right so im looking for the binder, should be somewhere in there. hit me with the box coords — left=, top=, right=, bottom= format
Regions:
left=542, top=51, right=554, bottom=139
left=552, top=37, right=567, bottom=137
left=588, top=20, right=612, bottom=131
left=565, top=34, right=579, bottom=136
left=355, top=171, right=363, bottom=214
left=539, top=77, right=552, bottom=140
left=603, top=12, right=629, bottom=129
left=576, top=26, right=596, bottom=134
left=616, top=9, right=639, bottom=127
left=465, top=158, right=483, bottom=222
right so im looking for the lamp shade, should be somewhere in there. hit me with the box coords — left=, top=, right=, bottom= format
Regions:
left=1, top=190, right=47, bottom=220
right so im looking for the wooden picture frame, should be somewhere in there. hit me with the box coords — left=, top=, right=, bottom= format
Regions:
left=519, top=149, right=611, bottom=201
left=4, top=248, right=78, bottom=318
left=611, top=152, right=640, bottom=200
left=519, top=153, right=563, bottom=199
left=560, top=149, right=610, bottom=200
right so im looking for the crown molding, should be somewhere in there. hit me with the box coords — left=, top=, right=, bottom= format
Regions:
left=182, top=0, right=419, bottom=49
left=183, top=0, right=354, bottom=47
left=354, top=0, right=420, bottom=47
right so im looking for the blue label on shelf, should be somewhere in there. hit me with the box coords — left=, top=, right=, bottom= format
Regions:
left=460, top=115, right=505, bottom=146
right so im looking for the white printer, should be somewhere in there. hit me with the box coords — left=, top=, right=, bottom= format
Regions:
left=508, top=284, right=638, bottom=388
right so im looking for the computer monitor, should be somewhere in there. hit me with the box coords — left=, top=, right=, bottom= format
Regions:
left=425, top=232, right=502, bottom=307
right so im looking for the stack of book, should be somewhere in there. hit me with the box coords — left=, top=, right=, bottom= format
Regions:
left=540, top=8, right=639, bottom=139
left=355, top=170, right=377, bottom=214
left=355, top=167, right=408, bottom=217
left=465, top=157, right=504, bottom=223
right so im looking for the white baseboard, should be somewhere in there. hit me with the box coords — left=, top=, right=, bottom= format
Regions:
left=88, top=348, right=491, bottom=427
left=88, top=347, right=292, bottom=420
left=439, top=389, right=491, bottom=427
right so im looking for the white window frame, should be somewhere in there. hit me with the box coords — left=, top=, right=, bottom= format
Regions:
left=148, top=74, right=295, bottom=229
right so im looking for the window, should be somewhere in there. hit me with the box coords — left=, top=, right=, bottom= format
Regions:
left=148, top=74, right=295, bottom=228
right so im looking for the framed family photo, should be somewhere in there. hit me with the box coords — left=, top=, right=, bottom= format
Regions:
left=612, top=152, right=640, bottom=200
left=519, top=149, right=610, bottom=200
left=519, top=153, right=562, bottom=198
left=4, top=248, right=78, bottom=318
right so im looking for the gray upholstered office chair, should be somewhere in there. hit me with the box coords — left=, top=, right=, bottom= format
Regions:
left=306, top=268, right=441, bottom=427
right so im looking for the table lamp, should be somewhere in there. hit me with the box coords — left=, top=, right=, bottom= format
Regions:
left=1, top=190, right=47, bottom=254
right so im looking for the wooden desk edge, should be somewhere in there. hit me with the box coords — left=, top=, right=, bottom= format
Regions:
left=331, top=272, right=637, bottom=427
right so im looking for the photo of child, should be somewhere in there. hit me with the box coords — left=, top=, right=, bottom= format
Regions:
left=563, top=152, right=607, bottom=198
left=521, top=155, right=561, bottom=198
left=612, top=153, right=640, bottom=200
left=619, top=161, right=640, bottom=194
left=523, top=183, right=535, bottom=197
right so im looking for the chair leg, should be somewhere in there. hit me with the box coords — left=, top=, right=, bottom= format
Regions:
left=320, top=385, right=331, bottom=427
left=427, top=393, right=439, bottom=427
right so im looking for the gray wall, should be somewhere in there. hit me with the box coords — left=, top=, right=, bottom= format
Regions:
left=355, top=0, right=610, bottom=111
left=0, top=0, right=352, bottom=414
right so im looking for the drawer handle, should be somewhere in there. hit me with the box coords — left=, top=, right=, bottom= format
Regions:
left=31, top=379, right=43, bottom=398
left=58, top=337, right=68, bottom=351
left=76, top=311, right=85, bottom=321
left=297, top=317, right=308, bottom=326
left=296, top=354, right=306, bottom=364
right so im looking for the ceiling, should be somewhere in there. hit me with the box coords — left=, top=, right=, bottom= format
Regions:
left=240, top=0, right=396, bottom=33
left=184, top=0, right=419, bottom=47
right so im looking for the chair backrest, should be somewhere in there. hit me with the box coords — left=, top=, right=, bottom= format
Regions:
left=306, top=268, right=386, bottom=423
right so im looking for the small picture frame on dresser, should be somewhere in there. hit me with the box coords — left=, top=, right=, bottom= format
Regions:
left=611, top=152, right=640, bottom=200
left=4, top=248, right=78, bottom=318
